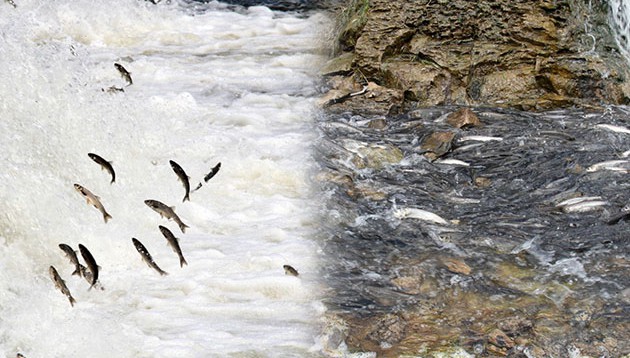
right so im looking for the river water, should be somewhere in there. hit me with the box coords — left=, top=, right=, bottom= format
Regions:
left=0, top=0, right=629, bottom=357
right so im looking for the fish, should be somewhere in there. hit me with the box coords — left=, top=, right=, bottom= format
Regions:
left=6, top=0, right=16, bottom=8
left=114, top=63, right=132, bottom=86
left=78, top=244, right=99, bottom=290
left=158, top=225, right=188, bottom=267
left=132, top=238, right=168, bottom=276
left=193, top=162, right=221, bottom=192
left=392, top=207, right=450, bottom=225
left=169, top=160, right=191, bottom=202
left=74, top=184, right=112, bottom=223
left=58, top=243, right=86, bottom=277
left=144, top=199, right=189, bottom=233
left=595, top=124, right=630, bottom=135
left=283, top=264, right=299, bottom=277
left=49, top=265, right=76, bottom=307
left=586, top=160, right=629, bottom=173
left=88, top=153, right=116, bottom=184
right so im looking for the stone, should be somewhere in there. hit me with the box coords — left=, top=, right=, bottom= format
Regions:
left=443, top=258, right=472, bottom=276
left=446, top=108, right=482, bottom=129
left=420, top=131, right=456, bottom=160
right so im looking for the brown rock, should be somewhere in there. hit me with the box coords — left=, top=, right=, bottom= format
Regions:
left=488, top=328, right=515, bottom=349
left=443, top=258, right=472, bottom=275
left=446, top=108, right=481, bottom=129
left=420, top=131, right=456, bottom=161
left=327, top=0, right=630, bottom=110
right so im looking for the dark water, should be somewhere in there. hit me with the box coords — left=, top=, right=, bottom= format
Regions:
left=316, top=106, right=629, bottom=356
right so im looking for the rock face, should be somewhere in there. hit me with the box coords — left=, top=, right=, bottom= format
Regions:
left=323, top=0, right=630, bottom=113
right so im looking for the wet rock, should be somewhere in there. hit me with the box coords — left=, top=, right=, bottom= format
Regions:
left=320, top=52, right=355, bottom=76
left=487, top=328, right=515, bottom=349
left=446, top=108, right=481, bottom=129
left=367, top=117, right=387, bottom=130
left=443, top=258, right=472, bottom=276
left=420, top=131, right=456, bottom=160
left=350, top=142, right=404, bottom=169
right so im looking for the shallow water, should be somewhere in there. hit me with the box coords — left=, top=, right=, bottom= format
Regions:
left=316, top=106, right=629, bottom=356
left=0, top=1, right=331, bottom=356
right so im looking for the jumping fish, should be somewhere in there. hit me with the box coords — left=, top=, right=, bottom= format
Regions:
left=144, top=199, right=189, bottom=233
left=194, top=162, right=221, bottom=191
left=78, top=244, right=99, bottom=290
left=88, top=153, right=115, bottom=184
left=158, top=225, right=188, bottom=267
left=283, top=264, right=299, bottom=277
left=132, top=238, right=168, bottom=276
left=74, top=184, right=112, bottom=223
left=6, top=0, right=16, bottom=8
left=114, top=63, right=132, bottom=86
left=58, top=243, right=86, bottom=277
left=49, top=265, right=76, bottom=307
left=169, top=160, right=191, bottom=202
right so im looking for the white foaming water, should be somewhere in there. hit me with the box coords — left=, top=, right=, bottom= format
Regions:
left=610, top=0, right=630, bottom=61
left=0, top=1, right=330, bottom=356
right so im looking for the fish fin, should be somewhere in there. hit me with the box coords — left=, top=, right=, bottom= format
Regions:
left=193, top=183, right=202, bottom=192
left=170, top=206, right=176, bottom=210
left=104, top=213, right=112, bottom=223
left=69, top=297, right=76, bottom=307
left=71, top=267, right=83, bottom=276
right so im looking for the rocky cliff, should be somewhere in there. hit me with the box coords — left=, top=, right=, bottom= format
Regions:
left=321, top=0, right=630, bottom=114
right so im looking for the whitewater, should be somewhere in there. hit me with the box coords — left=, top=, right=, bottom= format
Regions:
left=0, top=1, right=331, bottom=356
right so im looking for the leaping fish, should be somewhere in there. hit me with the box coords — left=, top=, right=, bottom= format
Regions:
left=49, top=265, right=76, bottom=307
left=169, top=160, right=191, bottom=202
left=88, top=153, right=115, bottom=184
left=194, top=162, right=221, bottom=191
left=144, top=199, right=189, bottom=233
left=158, top=225, right=188, bottom=267
left=283, top=265, right=299, bottom=277
left=78, top=244, right=99, bottom=290
left=132, top=238, right=168, bottom=276
left=114, top=63, right=132, bottom=86
left=58, top=243, right=86, bottom=277
left=74, top=184, right=112, bottom=223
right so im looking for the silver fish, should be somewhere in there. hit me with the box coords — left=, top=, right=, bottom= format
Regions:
left=78, top=244, right=99, bottom=290
left=114, top=63, right=132, bottom=86
left=74, top=184, right=112, bottom=223
left=283, top=265, right=299, bottom=277
left=49, top=265, right=76, bottom=307
left=169, top=160, right=191, bottom=202
left=88, top=153, right=115, bottom=184
left=194, top=162, right=221, bottom=192
left=58, top=243, right=86, bottom=277
left=144, top=199, right=189, bottom=233
left=158, top=225, right=188, bottom=267
left=132, top=238, right=168, bottom=276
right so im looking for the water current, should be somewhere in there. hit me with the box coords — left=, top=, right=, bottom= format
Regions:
left=0, top=1, right=330, bottom=356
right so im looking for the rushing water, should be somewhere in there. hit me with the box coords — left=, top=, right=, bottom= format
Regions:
left=0, top=1, right=331, bottom=356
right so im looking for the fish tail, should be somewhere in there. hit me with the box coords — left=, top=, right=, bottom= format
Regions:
left=180, top=257, right=188, bottom=267
left=69, top=296, right=76, bottom=307
left=71, top=266, right=84, bottom=276
left=160, top=269, right=169, bottom=276
left=183, top=193, right=190, bottom=202
left=104, top=212, right=113, bottom=223
left=179, top=222, right=189, bottom=233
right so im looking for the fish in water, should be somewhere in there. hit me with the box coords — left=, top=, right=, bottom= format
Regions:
left=78, top=244, right=99, bottom=290
left=169, top=160, right=191, bottom=202
left=114, top=63, right=132, bottom=86
left=132, top=238, right=168, bottom=276
left=194, top=162, right=221, bottom=191
left=74, top=184, right=112, bottom=223
left=49, top=265, right=76, bottom=307
left=283, top=264, right=299, bottom=277
left=58, top=243, right=86, bottom=277
left=88, top=153, right=116, bottom=184
left=6, top=0, right=16, bottom=8
left=159, top=225, right=188, bottom=267
left=144, top=199, right=189, bottom=233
